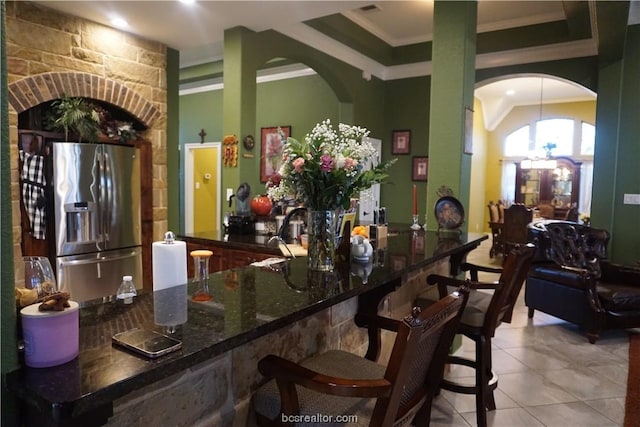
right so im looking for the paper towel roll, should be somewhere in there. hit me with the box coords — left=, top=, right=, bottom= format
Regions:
left=154, top=284, right=188, bottom=327
left=152, top=240, right=188, bottom=291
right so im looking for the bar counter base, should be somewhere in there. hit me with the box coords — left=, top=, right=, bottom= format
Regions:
left=8, top=230, right=487, bottom=427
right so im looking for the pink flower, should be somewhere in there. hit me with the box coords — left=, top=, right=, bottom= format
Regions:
left=292, top=157, right=305, bottom=172
left=320, top=154, right=334, bottom=172
left=343, top=157, right=356, bottom=170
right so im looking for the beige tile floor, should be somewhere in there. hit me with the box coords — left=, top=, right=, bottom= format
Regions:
left=428, top=235, right=635, bottom=427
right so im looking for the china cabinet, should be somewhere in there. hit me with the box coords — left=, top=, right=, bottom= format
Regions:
left=515, top=157, right=581, bottom=216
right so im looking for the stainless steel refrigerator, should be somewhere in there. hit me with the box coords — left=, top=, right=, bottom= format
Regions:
left=52, top=142, right=142, bottom=302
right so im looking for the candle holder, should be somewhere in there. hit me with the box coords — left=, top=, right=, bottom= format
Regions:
left=410, top=214, right=421, bottom=230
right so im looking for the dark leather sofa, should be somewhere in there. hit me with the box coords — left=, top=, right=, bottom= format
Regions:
left=525, top=220, right=640, bottom=343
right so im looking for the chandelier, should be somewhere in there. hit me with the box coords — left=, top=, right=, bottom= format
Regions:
left=520, top=78, right=557, bottom=170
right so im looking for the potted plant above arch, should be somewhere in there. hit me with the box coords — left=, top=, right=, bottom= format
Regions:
left=46, top=95, right=100, bottom=143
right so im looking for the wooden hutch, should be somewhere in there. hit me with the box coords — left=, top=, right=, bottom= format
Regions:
left=514, top=156, right=581, bottom=219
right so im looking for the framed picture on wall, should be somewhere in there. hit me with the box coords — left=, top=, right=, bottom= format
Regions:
left=392, top=130, right=411, bottom=154
left=412, top=156, right=428, bottom=181
left=260, top=126, right=291, bottom=182
left=464, top=107, right=474, bottom=154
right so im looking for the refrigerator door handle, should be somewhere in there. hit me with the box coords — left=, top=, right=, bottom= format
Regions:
left=104, top=150, right=112, bottom=243
left=58, top=250, right=139, bottom=267
left=97, top=150, right=107, bottom=250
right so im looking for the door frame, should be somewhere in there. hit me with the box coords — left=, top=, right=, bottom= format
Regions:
left=184, top=142, right=222, bottom=234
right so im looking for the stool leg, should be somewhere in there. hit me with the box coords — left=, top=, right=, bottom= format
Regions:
left=483, top=338, right=496, bottom=411
left=475, top=336, right=488, bottom=427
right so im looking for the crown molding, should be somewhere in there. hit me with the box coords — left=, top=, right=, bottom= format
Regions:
left=180, top=64, right=317, bottom=95
left=181, top=20, right=598, bottom=93
left=342, top=9, right=567, bottom=48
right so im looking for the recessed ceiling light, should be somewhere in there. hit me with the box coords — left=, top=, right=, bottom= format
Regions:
left=111, top=17, right=128, bottom=29
left=179, top=0, right=196, bottom=4
left=506, top=89, right=515, bottom=96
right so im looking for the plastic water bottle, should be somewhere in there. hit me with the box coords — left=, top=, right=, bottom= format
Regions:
left=117, top=275, right=136, bottom=304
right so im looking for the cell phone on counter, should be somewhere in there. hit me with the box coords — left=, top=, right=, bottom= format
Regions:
left=112, top=328, right=182, bottom=358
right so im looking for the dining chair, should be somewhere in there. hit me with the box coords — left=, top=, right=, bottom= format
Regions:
left=252, top=286, right=470, bottom=427
left=424, top=243, right=536, bottom=427
left=487, top=201, right=503, bottom=258
left=497, top=200, right=505, bottom=223
left=502, top=204, right=534, bottom=254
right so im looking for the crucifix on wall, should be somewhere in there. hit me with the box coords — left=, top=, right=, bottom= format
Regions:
left=198, top=129, right=207, bottom=144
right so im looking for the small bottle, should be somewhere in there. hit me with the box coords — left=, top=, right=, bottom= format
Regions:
left=117, top=275, right=136, bottom=304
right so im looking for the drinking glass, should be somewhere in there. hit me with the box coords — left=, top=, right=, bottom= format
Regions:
left=24, top=256, right=57, bottom=298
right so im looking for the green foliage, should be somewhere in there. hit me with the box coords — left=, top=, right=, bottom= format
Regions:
left=46, top=95, right=100, bottom=143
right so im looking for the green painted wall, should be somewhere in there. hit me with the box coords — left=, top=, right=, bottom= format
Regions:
left=592, top=24, right=640, bottom=264
left=177, top=27, right=639, bottom=264
left=179, top=27, right=388, bottom=228
left=610, top=25, right=640, bottom=263
left=180, top=72, right=446, bottom=225
left=180, top=90, right=224, bottom=144
left=179, top=73, right=341, bottom=227
left=382, top=76, right=430, bottom=223
left=427, top=0, right=476, bottom=231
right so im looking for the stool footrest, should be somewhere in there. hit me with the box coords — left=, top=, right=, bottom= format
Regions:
left=441, top=356, right=498, bottom=395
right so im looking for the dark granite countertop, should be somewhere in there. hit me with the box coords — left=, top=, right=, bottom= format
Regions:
left=7, top=228, right=487, bottom=425
left=178, top=230, right=282, bottom=254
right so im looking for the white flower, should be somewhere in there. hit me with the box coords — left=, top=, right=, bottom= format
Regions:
left=267, top=119, right=395, bottom=210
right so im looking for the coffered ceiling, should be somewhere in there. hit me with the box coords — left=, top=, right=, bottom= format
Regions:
left=31, top=1, right=639, bottom=68
left=30, top=1, right=638, bottom=127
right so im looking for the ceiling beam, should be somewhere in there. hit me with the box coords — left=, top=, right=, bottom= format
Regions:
left=594, top=0, right=630, bottom=65
left=562, top=1, right=592, bottom=39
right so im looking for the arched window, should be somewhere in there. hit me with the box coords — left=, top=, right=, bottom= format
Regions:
left=581, top=122, right=595, bottom=155
left=504, top=125, right=530, bottom=157
left=535, top=118, right=573, bottom=156
left=504, top=118, right=591, bottom=158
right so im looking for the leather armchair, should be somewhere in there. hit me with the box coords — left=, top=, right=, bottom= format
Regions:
left=526, top=220, right=640, bottom=343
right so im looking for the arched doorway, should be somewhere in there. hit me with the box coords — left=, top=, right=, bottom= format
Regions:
left=473, top=74, right=596, bottom=230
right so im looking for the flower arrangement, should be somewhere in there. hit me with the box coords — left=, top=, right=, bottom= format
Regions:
left=267, top=119, right=396, bottom=211
left=542, top=142, right=557, bottom=157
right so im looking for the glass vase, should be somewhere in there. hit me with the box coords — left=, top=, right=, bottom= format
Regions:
left=24, top=256, right=57, bottom=298
left=307, top=210, right=338, bottom=271
left=190, top=249, right=213, bottom=302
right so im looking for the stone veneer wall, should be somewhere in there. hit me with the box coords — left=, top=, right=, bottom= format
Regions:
left=4, top=1, right=168, bottom=280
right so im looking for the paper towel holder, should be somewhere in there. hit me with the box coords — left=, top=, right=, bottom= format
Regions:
left=164, top=231, right=176, bottom=244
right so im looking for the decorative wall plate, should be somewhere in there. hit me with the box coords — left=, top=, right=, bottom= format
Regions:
left=434, top=196, right=465, bottom=230
left=243, top=135, right=255, bottom=150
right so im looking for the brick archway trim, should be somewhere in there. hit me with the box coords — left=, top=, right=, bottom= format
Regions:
left=7, top=72, right=160, bottom=127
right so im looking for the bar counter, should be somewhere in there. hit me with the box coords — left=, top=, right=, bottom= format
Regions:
left=8, top=228, right=487, bottom=427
